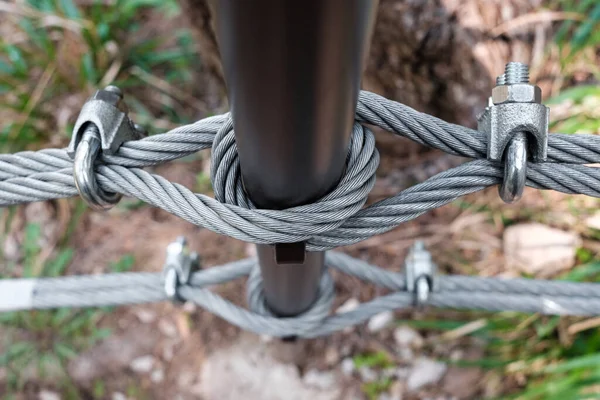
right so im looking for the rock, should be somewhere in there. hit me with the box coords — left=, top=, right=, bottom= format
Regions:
left=38, top=391, right=61, bottom=400
left=406, top=358, right=447, bottom=392
left=178, top=371, right=195, bottom=388
left=158, top=319, right=179, bottom=338
left=134, top=308, right=157, bottom=324
left=260, top=335, right=274, bottom=343
left=162, top=340, right=176, bottom=361
left=151, top=368, right=165, bottom=383
left=130, top=355, right=155, bottom=374
left=324, top=347, right=340, bottom=366
left=303, top=369, right=337, bottom=390
left=182, top=301, right=197, bottom=313
left=394, top=367, right=409, bottom=380
left=389, top=381, right=404, bottom=400
left=382, top=367, right=397, bottom=379
left=358, top=366, right=378, bottom=382
left=503, top=223, right=581, bottom=276
left=393, top=326, right=423, bottom=349
left=442, top=366, right=483, bottom=399
left=340, top=358, right=355, bottom=377
left=200, top=336, right=341, bottom=400
left=336, top=298, right=360, bottom=314
left=586, top=212, right=600, bottom=230
left=68, top=326, right=157, bottom=386
left=367, top=311, right=394, bottom=332
left=336, top=298, right=361, bottom=333
left=3, top=235, right=19, bottom=262
left=398, top=347, right=413, bottom=362
left=111, top=393, right=127, bottom=400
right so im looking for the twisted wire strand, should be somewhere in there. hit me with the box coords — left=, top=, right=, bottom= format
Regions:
left=1, top=157, right=600, bottom=250
left=3, top=91, right=600, bottom=185
left=1, top=253, right=597, bottom=337
left=1, top=90, right=600, bottom=331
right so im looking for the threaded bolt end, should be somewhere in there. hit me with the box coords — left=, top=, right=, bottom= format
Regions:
left=496, top=74, right=506, bottom=85
left=104, top=85, right=123, bottom=98
left=504, top=62, right=529, bottom=84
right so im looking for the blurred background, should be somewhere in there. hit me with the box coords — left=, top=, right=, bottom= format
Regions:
left=1, top=0, right=600, bottom=399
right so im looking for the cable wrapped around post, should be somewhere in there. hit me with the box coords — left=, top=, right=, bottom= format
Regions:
left=1, top=91, right=600, bottom=331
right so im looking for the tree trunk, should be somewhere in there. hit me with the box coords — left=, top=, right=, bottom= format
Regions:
left=179, top=0, right=549, bottom=128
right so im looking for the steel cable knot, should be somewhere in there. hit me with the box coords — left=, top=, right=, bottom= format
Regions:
left=209, top=117, right=380, bottom=245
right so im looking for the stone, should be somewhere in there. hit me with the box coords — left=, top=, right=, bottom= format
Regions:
left=129, top=355, right=155, bottom=374
left=158, top=319, right=179, bottom=338
left=367, top=311, right=394, bottom=332
left=340, top=358, right=355, bottom=377
left=358, top=366, right=378, bottom=382
left=336, top=298, right=360, bottom=314
left=393, top=326, right=424, bottom=348
left=134, top=308, right=156, bottom=324
left=442, top=366, right=483, bottom=399
left=182, top=301, right=197, bottom=313
left=389, top=381, right=404, bottom=400
left=68, top=326, right=156, bottom=385
left=503, top=223, right=581, bottom=276
left=586, top=213, right=600, bottom=230
left=324, top=347, right=340, bottom=366
left=337, top=298, right=361, bottom=333
left=162, top=340, right=176, bottom=361
left=303, top=369, right=337, bottom=390
left=406, top=358, right=447, bottom=392
left=151, top=368, right=165, bottom=383
left=398, top=347, right=413, bottom=361
left=200, top=336, right=341, bottom=400
left=178, top=371, right=195, bottom=388
left=38, top=391, right=61, bottom=400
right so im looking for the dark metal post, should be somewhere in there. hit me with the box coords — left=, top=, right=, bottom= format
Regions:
left=212, top=0, right=378, bottom=316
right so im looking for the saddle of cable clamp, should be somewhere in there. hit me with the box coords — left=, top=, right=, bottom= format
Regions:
left=404, top=241, right=436, bottom=306
left=477, top=62, right=550, bottom=204
left=68, top=85, right=146, bottom=211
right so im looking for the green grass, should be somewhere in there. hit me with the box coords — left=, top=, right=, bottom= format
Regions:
left=547, top=0, right=600, bottom=136
left=352, top=351, right=395, bottom=399
left=0, top=223, right=134, bottom=397
left=393, top=261, right=600, bottom=399
left=1, top=1, right=600, bottom=399
left=0, top=0, right=197, bottom=152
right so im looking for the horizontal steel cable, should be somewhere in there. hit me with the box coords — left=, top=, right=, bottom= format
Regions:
left=3, top=92, right=600, bottom=184
left=1, top=252, right=599, bottom=337
left=1, top=90, right=600, bottom=328
left=1, top=159, right=599, bottom=250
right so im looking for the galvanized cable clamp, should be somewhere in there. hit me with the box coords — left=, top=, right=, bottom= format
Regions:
left=163, top=237, right=200, bottom=302
left=68, top=85, right=147, bottom=211
left=404, top=241, right=436, bottom=306
left=477, top=62, right=549, bottom=204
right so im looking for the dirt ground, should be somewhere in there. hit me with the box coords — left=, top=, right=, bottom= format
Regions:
left=2, top=2, right=597, bottom=399
left=4, top=133, right=573, bottom=400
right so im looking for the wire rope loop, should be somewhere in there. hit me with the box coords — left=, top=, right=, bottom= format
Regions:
left=499, top=132, right=528, bottom=203
left=73, top=124, right=122, bottom=210
left=246, top=263, right=335, bottom=334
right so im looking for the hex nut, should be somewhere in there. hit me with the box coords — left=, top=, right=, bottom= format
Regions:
left=482, top=102, right=549, bottom=162
left=492, top=84, right=542, bottom=105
